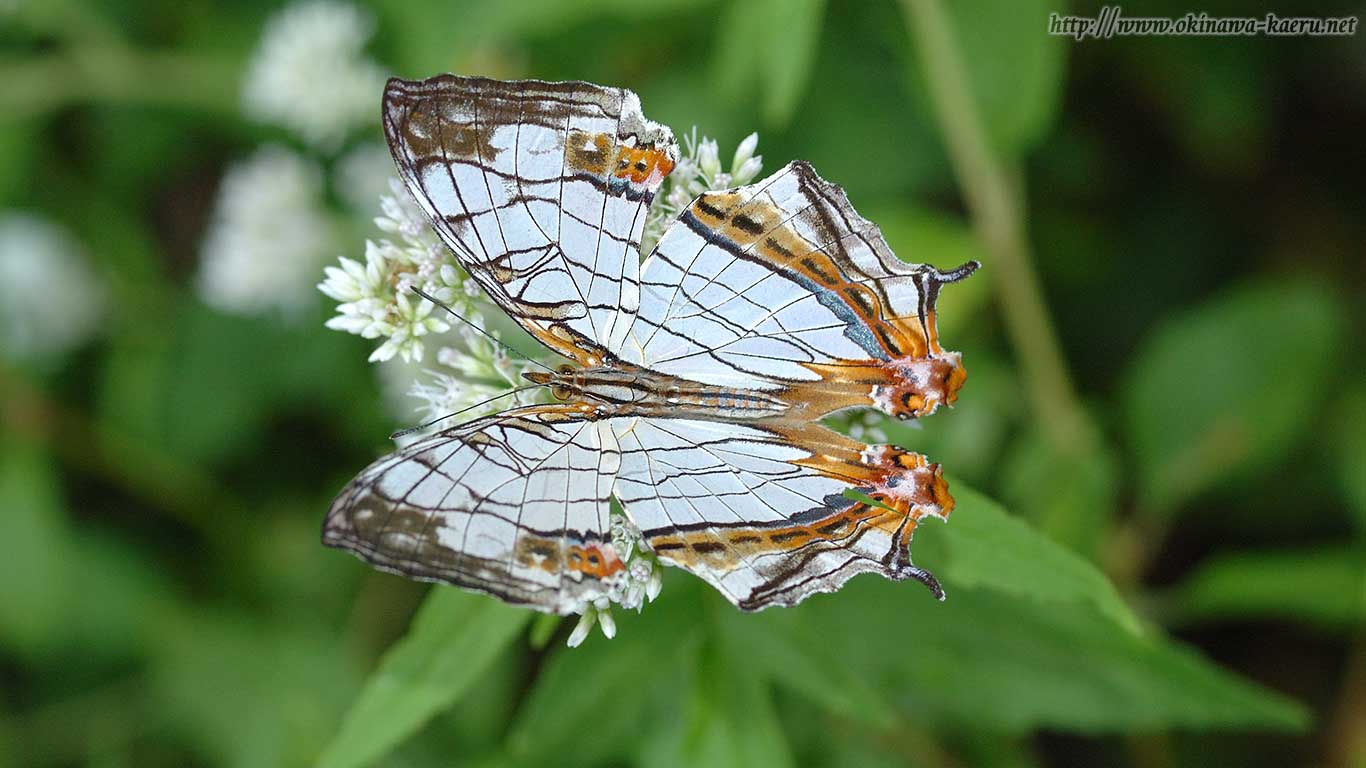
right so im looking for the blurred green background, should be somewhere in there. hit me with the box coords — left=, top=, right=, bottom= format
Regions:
left=2, top=0, right=1364, bottom=766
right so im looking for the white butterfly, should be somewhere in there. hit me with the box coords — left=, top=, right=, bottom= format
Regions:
left=324, top=75, right=977, bottom=615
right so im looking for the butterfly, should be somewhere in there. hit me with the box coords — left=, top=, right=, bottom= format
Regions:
left=324, top=75, right=977, bottom=615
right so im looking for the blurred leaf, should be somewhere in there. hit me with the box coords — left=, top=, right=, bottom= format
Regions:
left=999, top=427, right=1119, bottom=560
left=102, top=299, right=379, bottom=466
left=1332, top=387, right=1366, bottom=533
left=507, top=577, right=704, bottom=766
left=0, top=440, right=71, bottom=658
left=903, top=0, right=1065, bottom=158
left=718, top=603, right=893, bottom=727
left=1122, top=279, right=1345, bottom=516
left=917, top=482, right=1141, bottom=634
left=1163, top=546, right=1366, bottom=630
left=812, top=578, right=1310, bottom=731
left=0, top=118, right=39, bottom=205
left=714, top=0, right=825, bottom=126
left=65, top=531, right=179, bottom=661
left=149, top=609, right=359, bottom=768
left=378, top=0, right=716, bottom=74
left=318, top=588, right=531, bottom=768
left=646, top=639, right=794, bottom=768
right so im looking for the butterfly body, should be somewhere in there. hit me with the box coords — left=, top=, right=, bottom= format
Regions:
left=325, top=75, right=977, bottom=616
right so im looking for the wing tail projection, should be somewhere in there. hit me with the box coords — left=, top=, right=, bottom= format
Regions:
left=323, top=404, right=624, bottom=614
left=625, top=160, right=976, bottom=420
left=612, top=417, right=951, bottom=611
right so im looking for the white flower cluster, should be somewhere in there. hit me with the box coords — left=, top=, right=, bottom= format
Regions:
left=242, top=0, right=387, bottom=150
left=642, top=130, right=763, bottom=253
left=319, top=178, right=472, bottom=363
left=0, top=212, right=105, bottom=364
left=198, top=146, right=334, bottom=316
left=566, top=510, right=664, bottom=647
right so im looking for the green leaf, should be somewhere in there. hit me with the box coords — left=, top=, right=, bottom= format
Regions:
left=0, top=440, right=71, bottom=658
left=904, top=0, right=1065, bottom=157
left=318, top=588, right=531, bottom=768
left=1162, top=547, right=1366, bottom=630
left=1332, top=387, right=1366, bottom=533
left=718, top=602, right=893, bottom=727
left=713, top=0, right=826, bottom=127
left=645, top=639, right=795, bottom=768
left=917, top=481, right=1141, bottom=635
left=149, top=609, right=360, bottom=768
left=507, top=577, right=705, bottom=766
left=999, top=427, right=1119, bottom=560
left=1122, top=279, right=1345, bottom=516
left=814, top=579, right=1310, bottom=732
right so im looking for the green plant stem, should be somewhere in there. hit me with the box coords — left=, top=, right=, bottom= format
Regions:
left=899, top=0, right=1093, bottom=455
left=0, top=47, right=241, bottom=120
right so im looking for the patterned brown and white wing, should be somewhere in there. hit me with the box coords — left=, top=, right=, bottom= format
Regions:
left=323, top=404, right=625, bottom=614
left=612, top=417, right=953, bottom=611
left=622, top=160, right=976, bottom=418
left=384, top=75, right=676, bottom=364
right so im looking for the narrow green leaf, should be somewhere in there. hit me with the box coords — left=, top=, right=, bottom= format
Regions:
left=318, top=588, right=531, bottom=768
left=815, top=579, right=1310, bottom=731
left=1162, top=547, right=1366, bottom=630
left=0, top=441, right=71, bottom=658
left=1332, top=387, right=1366, bottom=533
left=999, top=427, right=1119, bottom=560
left=718, top=604, right=894, bottom=727
left=917, top=481, right=1142, bottom=635
left=1122, top=279, right=1345, bottom=516
left=648, top=640, right=795, bottom=768
left=507, top=578, right=705, bottom=766
left=713, top=0, right=826, bottom=127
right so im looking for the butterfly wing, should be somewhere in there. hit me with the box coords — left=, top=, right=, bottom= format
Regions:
left=612, top=416, right=951, bottom=610
left=622, top=160, right=976, bottom=417
left=323, top=404, right=625, bottom=614
left=384, top=75, right=677, bottom=364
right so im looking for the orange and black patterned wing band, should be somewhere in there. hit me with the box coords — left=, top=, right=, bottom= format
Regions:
left=611, top=416, right=952, bottom=611
left=322, top=404, right=628, bottom=615
left=623, top=160, right=976, bottom=418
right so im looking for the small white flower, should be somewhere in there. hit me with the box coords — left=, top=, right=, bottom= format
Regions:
left=242, top=0, right=387, bottom=150
left=368, top=290, right=449, bottom=363
left=0, top=212, right=105, bottom=363
left=596, top=603, right=617, bottom=640
left=643, top=129, right=763, bottom=253
left=566, top=606, right=597, bottom=648
left=322, top=180, right=481, bottom=362
left=199, top=146, right=333, bottom=316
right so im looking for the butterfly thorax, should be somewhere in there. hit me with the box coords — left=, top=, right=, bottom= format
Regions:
left=526, top=363, right=790, bottom=420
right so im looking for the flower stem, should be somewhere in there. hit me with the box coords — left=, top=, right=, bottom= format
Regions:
left=899, top=0, right=1093, bottom=454
left=0, top=44, right=240, bottom=119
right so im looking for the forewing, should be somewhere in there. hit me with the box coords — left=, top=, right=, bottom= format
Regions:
left=384, top=75, right=677, bottom=363
left=623, top=160, right=975, bottom=390
left=612, top=417, right=952, bottom=611
left=323, top=404, right=624, bottom=614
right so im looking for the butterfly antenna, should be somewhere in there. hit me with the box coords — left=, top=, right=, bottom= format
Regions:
left=408, top=286, right=555, bottom=372
left=389, top=384, right=541, bottom=440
